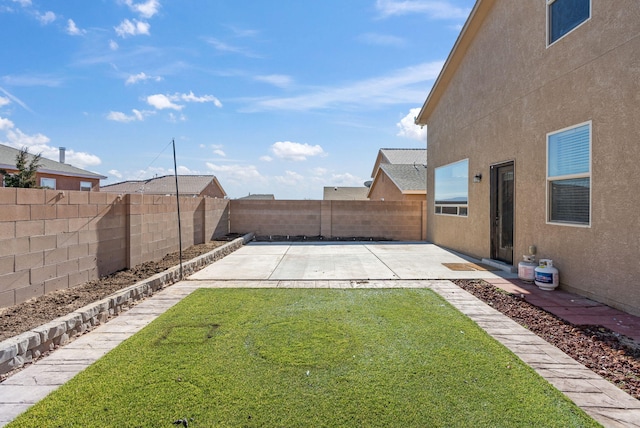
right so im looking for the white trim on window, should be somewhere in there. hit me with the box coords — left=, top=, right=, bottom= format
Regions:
left=80, top=181, right=92, bottom=191
left=546, top=0, right=591, bottom=47
left=40, top=177, right=56, bottom=190
left=546, top=121, right=592, bottom=227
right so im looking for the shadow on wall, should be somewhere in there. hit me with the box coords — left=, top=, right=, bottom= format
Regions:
left=94, top=196, right=127, bottom=278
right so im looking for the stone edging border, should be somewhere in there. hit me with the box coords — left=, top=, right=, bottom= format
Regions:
left=0, top=233, right=254, bottom=377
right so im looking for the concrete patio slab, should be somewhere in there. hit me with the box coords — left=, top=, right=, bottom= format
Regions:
left=189, top=254, right=285, bottom=280
left=189, top=242, right=518, bottom=282
left=270, top=252, right=398, bottom=280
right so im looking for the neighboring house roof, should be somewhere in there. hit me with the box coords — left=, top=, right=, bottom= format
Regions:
left=323, top=187, right=369, bottom=200
left=368, top=164, right=427, bottom=198
left=415, top=0, right=489, bottom=124
left=380, top=148, right=427, bottom=165
left=0, top=143, right=107, bottom=180
left=237, top=194, right=276, bottom=200
left=101, top=175, right=225, bottom=197
left=371, top=148, right=427, bottom=178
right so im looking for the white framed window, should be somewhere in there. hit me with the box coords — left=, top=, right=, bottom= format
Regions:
left=546, top=121, right=591, bottom=226
left=434, top=159, right=468, bottom=217
left=80, top=181, right=92, bottom=191
left=40, top=177, right=56, bottom=189
left=547, top=0, right=591, bottom=46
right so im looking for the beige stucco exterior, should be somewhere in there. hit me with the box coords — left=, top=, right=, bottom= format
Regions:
left=416, top=0, right=640, bottom=315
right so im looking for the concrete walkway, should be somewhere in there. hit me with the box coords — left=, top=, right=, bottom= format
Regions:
left=1, top=242, right=639, bottom=427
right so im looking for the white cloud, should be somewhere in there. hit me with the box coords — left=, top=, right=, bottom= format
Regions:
left=115, top=19, right=150, bottom=38
left=66, top=19, right=86, bottom=36
left=107, top=109, right=154, bottom=122
left=275, top=170, right=304, bottom=186
left=260, top=155, right=273, bottom=162
left=226, top=25, right=259, bottom=38
left=176, top=165, right=195, bottom=175
left=107, top=111, right=133, bottom=122
left=254, top=74, right=294, bottom=88
left=125, top=72, right=162, bottom=85
left=250, top=61, right=444, bottom=111
left=0, top=97, right=10, bottom=108
left=108, top=169, right=123, bottom=179
left=146, top=92, right=222, bottom=110
left=205, top=163, right=264, bottom=184
left=311, top=167, right=328, bottom=176
left=147, top=94, right=183, bottom=110
left=1, top=74, right=62, bottom=87
left=0, top=119, right=101, bottom=169
left=328, top=172, right=365, bottom=187
left=270, top=141, right=325, bottom=162
left=375, top=0, right=471, bottom=20
left=64, top=150, right=102, bottom=168
left=123, top=0, right=161, bottom=19
left=357, top=33, right=406, bottom=47
left=0, top=87, right=31, bottom=112
left=104, top=166, right=184, bottom=183
left=167, top=112, right=187, bottom=122
left=109, top=39, right=119, bottom=50
left=180, top=91, right=222, bottom=107
left=5, top=127, right=49, bottom=147
left=397, top=107, right=427, bottom=141
left=0, top=116, right=14, bottom=130
left=37, top=11, right=56, bottom=25
left=11, top=0, right=31, bottom=7
left=213, top=149, right=226, bottom=157
left=204, top=37, right=260, bottom=58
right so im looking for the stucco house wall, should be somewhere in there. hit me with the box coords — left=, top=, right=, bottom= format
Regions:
left=417, top=0, right=640, bottom=315
left=198, top=179, right=226, bottom=198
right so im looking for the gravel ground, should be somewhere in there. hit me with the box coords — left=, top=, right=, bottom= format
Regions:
left=454, top=279, right=640, bottom=400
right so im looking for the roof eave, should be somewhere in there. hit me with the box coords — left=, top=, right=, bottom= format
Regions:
left=38, top=168, right=107, bottom=180
left=415, top=0, right=494, bottom=125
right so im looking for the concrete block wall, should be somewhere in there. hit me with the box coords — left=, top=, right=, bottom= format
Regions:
left=0, top=188, right=230, bottom=309
left=230, top=200, right=322, bottom=237
left=327, top=201, right=426, bottom=241
left=229, top=199, right=426, bottom=241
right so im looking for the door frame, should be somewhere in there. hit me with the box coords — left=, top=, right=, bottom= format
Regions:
left=490, top=160, right=515, bottom=264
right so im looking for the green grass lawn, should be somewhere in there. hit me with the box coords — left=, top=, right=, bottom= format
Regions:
left=9, top=289, right=599, bottom=427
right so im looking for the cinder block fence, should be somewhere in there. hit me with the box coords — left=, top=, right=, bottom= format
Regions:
left=0, top=188, right=229, bottom=309
left=0, top=187, right=426, bottom=309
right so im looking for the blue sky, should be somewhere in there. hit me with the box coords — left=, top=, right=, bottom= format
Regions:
left=0, top=0, right=473, bottom=199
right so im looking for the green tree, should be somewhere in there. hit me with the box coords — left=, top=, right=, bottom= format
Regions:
left=0, top=147, right=43, bottom=188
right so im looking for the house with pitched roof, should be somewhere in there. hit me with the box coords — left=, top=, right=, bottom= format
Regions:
left=415, top=0, right=640, bottom=315
left=101, top=175, right=226, bottom=198
left=367, top=148, right=427, bottom=201
left=0, top=144, right=106, bottom=191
